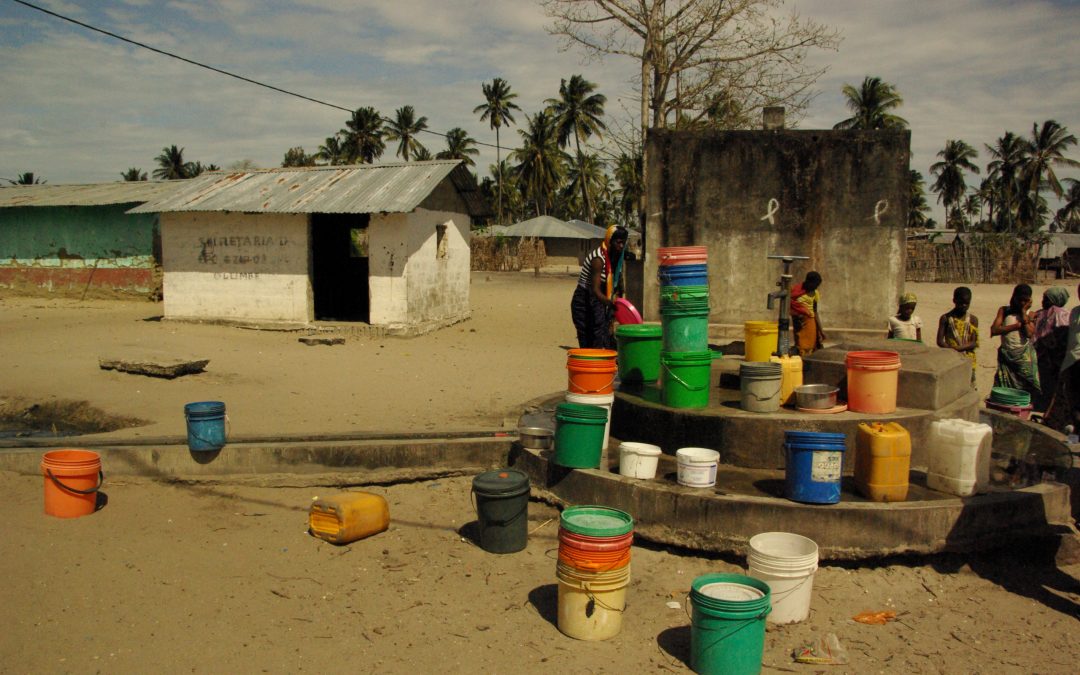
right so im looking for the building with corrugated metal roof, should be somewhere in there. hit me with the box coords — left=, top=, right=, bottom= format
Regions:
left=0, top=180, right=188, bottom=297
left=129, top=160, right=485, bottom=330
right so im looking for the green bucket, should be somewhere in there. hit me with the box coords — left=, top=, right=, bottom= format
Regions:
left=616, top=324, right=663, bottom=383
left=661, top=303, right=710, bottom=353
left=660, top=285, right=709, bottom=304
left=660, top=350, right=715, bottom=409
left=553, top=403, right=608, bottom=468
left=560, top=505, right=634, bottom=537
left=989, top=386, right=1030, bottom=406
left=689, top=573, right=771, bottom=675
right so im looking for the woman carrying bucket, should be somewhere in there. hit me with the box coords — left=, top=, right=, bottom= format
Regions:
left=571, top=226, right=628, bottom=350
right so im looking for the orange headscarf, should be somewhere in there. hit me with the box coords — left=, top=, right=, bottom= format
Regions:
left=602, top=225, right=626, bottom=299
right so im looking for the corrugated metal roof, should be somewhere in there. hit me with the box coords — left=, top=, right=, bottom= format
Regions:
left=502, top=215, right=606, bottom=239
left=129, top=160, right=475, bottom=215
left=0, top=180, right=189, bottom=208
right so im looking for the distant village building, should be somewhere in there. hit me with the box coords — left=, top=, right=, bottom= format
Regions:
left=130, top=161, right=487, bottom=332
left=0, top=181, right=184, bottom=297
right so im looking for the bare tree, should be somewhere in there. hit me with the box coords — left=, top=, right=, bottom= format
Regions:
left=542, top=0, right=839, bottom=220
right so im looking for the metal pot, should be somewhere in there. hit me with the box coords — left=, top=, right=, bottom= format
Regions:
left=795, top=384, right=839, bottom=410
left=518, top=426, right=554, bottom=450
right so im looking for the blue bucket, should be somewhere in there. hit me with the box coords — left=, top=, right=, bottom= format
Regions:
left=658, top=264, right=708, bottom=287
left=784, top=431, right=846, bottom=504
left=184, top=401, right=227, bottom=452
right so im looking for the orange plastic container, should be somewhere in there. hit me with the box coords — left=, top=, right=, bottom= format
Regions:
left=41, top=449, right=102, bottom=518
left=558, top=529, right=633, bottom=572
left=309, top=492, right=389, bottom=545
left=854, top=422, right=911, bottom=502
left=567, top=356, right=617, bottom=395
left=846, top=351, right=901, bottom=413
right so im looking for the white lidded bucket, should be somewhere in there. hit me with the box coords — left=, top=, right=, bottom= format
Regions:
left=566, top=391, right=615, bottom=450
left=746, top=531, right=819, bottom=624
left=619, top=442, right=662, bottom=479
left=676, top=447, right=720, bottom=488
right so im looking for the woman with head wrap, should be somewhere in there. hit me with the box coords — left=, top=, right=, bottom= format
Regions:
left=570, top=225, right=628, bottom=349
left=990, top=284, right=1040, bottom=398
left=1045, top=284, right=1080, bottom=432
left=1032, top=286, right=1072, bottom=411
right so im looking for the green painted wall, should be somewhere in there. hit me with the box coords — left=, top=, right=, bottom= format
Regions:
left=0, top=204, right=158, bottom=264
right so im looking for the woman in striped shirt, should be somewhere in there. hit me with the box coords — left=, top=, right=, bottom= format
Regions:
left=571, top=226, right=628, bottom=349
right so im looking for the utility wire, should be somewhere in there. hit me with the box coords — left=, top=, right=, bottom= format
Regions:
left=11, top=0, right=500, bottom=150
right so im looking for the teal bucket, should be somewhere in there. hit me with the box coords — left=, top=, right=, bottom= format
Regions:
left=616, top=324, right=663, bottom=383
left=661, top=303, right=710, bottom=353
left=184, top=401, right=227, bottom=452
left=689, top=573, right=771, bottom=675
left=660, top=351, right=715, bottom=409
left=553, top=402, right=608, bottom=468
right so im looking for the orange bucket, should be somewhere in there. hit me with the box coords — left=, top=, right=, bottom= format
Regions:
left=41, top=449, right=103, bottom=518
left=558, top=528, right=633, bottom=572
left=846, top=350, right=901, bottom=414
left=567, top=356, right=617, bottom=395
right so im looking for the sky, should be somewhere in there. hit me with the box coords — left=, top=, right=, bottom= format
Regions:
left=1, top=0, right=1078, bottom=225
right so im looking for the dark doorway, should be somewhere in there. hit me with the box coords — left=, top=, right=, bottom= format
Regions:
left=311, top=213, right=369, bottom=321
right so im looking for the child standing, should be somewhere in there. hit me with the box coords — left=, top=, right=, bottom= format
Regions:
left=790, top=271, right=825, bottom=356
left=937, top=286, right=979, bottom=386
left=887, top=292, right=923, bottom=341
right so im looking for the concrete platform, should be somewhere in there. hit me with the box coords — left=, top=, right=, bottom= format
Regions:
left=513, top=441, right=1075, bottom=560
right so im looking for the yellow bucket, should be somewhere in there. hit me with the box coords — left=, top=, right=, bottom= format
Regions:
left=744, top=321, right=778, bottom=362
left=556, top=561, right=631, bottom=641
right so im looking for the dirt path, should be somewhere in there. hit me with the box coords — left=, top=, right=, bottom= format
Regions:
left=1, top=274, right=1078, bottom=672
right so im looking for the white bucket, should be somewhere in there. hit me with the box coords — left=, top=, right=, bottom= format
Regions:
left=739, top=364, right=782, bottom=413
left=746, top=532, right=819, bottom=624
left=566, top=391, right=615, bottom=450
left=619, top=442, right=662, bottom=479
left=676, top=447, right=719, bottom=488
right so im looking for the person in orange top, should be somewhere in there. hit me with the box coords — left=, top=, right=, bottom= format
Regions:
left=790, top=271, right=825, bottom=355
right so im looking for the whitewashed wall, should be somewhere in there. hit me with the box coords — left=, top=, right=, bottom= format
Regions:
left=368, top=209, right=470, bottom=327
left=161, top=211, right=312, bottom=323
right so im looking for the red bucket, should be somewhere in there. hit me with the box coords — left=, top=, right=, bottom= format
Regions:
left=658, top=246, right=708, bottom=266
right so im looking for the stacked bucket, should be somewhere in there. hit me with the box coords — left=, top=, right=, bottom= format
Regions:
left=986, top=386, right=1033, bottom=419
left=658, top=246, right=712, bottom=409
left=561, top=348, right=617, bottom=466
left=556, top=506, right=634, bottom=640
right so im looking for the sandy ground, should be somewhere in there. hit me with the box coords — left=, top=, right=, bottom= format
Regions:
left=1, top=273, right=1079, bottom=672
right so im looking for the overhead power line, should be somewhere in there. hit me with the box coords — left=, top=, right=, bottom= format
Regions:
left=11, top=0, right=499, bottom=150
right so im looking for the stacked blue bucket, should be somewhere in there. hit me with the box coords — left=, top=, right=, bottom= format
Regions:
left=657, top=246, right=713, bottom=409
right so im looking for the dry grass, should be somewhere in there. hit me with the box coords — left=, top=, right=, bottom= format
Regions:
left=470, top=236, right=546, bottom=271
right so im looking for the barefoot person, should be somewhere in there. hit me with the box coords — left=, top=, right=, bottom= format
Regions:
left=570, top=226, right=628, bottom=350
left=790, top=271, right=825, bottom=356
left=990, top=283, right=1040, bottom=398
left=937, top=286, right=979, bottom=387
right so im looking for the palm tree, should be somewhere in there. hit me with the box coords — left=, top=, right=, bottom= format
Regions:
left=281, top=147, right=316, bottom=167
left=153, top=145, right=195, bottom=180
left=474, top=78, right=522, bottom=224
left=833, top=76, right=907, bottom=130
left=546, top=74, right=607, bottom=223
left=1054, top=178, right=1080, bottom=232
left=961, top=192, right=983, bottom=230
left=411, top=146, right=433, bottom=161
left=1021, top=120, right=1080, bottom=208
left=436, top=128, right=479, bottom=167
left=512, top=110, right=565, bottom=216
left=563, top=151, right=606, bottom=222
left=908, top=169, right=930, bottom=229
left=121, top=168, right=147, bottom=181
left=929, top=139, right=980, bottom=230
left=316, top=134, right=348, bottom=166
left=385, top=105, right=429, bottom=161
left=7, top=172, right=45, bottom=185
left=984, top=132, right=1026, bottom=232
left=341, top=107, right=385, bottom=164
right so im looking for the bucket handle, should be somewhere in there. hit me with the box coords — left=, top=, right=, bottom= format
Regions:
left=188, top=414, right=231, bottom=448
left=46, top=468, right=104, bottom=495
left=469, top=490, right=529, bottom=526
left=661, top=362, right=709, bottom=391
left=743, top=384, right=782, bottom=401
left=684, top=593, right=770, bottom=631
left=569, top=373, right=617, bottom=395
